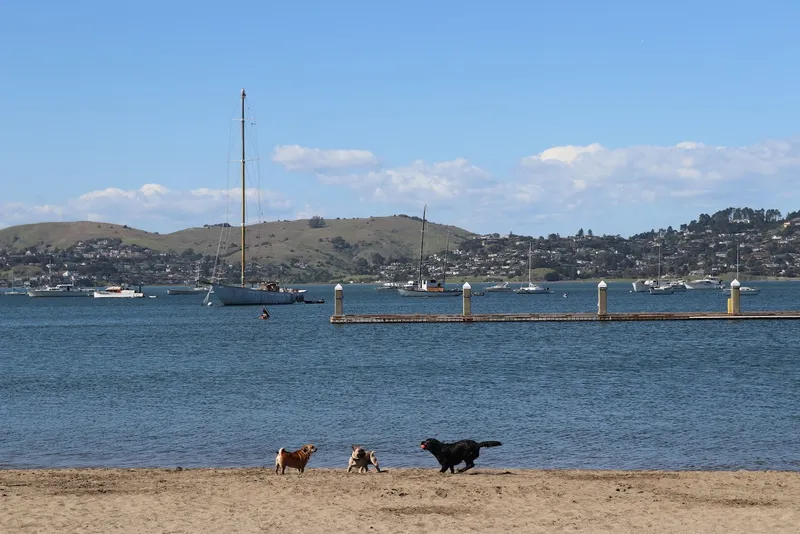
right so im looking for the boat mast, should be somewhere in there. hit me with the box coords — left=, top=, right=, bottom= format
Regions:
left=240, top=88, right=246, bottom=287
left=417, top=205, right=427, bottom=286
left=443, top=229, right=450, bottom=287
left=657, top=242, right=661, bottom=281
left=526, top=242, right=531, bottom=285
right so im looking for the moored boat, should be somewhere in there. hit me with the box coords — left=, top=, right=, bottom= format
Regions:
left=208, top=90, right=304, bottom=305
left=27, top=284, right=94, bottom=297
left=93, top=285, right=145, bottom=298
left=486, top=282, right=514, bottom=293
left=684, top=275, right=724, bottom=290
left=398, top=206, right=462, bottom=298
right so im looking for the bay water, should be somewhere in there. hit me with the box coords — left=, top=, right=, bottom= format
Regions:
left=1, top=282, right=798, bottom=471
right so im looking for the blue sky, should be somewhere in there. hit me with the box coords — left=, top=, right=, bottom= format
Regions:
left=2, top=0, right=800, bottom=237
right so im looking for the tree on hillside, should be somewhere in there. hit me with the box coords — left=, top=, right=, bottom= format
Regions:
left=309, top=216, right=327, bottom=228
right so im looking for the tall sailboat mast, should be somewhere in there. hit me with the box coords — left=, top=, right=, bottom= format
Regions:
left=417, top=205, right=427, bottom=286
left=527, top=241, right=532, bottom=285
left=240, top=88, right=246, bottom=287
left=443, top=229, right=450, bottom=287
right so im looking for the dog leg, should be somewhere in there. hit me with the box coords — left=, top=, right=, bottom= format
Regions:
left=458, top=461, right=475, bottom=473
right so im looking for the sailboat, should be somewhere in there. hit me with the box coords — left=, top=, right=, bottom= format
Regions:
left=515, top=241, right=553, bottom=294
left=649, top=243, right=673, bottom=294
left=167, top=262, right=208, bottom=295
left=723, top=244, right=760, bottom=295
left=397, top=206, right=462, bottom=297
left=209, top=89, right=304, bottom=305
left=4, top=267, right=27, bottom=296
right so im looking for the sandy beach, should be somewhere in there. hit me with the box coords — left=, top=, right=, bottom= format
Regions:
left=1, top=468, right=798, bottom=533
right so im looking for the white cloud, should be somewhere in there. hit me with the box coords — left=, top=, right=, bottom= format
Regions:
left=5, top=138, right=800, bottom=236
left=272, top=145, right=378, bottom=171
left=1, top=184, right=293, bottom=230
left=278, top=138, right=800, bottom=234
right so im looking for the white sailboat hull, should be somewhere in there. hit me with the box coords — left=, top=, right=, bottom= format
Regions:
left=211, top=283, right=303, bottom=305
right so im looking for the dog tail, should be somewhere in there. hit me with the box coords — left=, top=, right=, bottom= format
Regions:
left=477, top=441, right=502, bottom=448
left=276, top=447, right=286, bottom=455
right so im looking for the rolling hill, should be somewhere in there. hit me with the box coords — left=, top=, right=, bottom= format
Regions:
left=0, top=216, right=476, bottom=272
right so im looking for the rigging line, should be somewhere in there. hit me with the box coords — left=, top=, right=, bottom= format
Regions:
left=211, top=100, right=239, bottom=284
left=245, top=100, right=265, bottom=225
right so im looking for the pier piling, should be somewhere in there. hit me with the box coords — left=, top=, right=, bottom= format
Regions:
left=462, top=282, right=472, bottom=316
left=334, top=283, right=344, bottom=316
left=730, top=279, right=741, bottom=316
left=597, top=280, right=608, bottom=317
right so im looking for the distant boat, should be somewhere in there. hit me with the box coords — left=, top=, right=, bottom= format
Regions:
left=722, top=286, right=761, bottom=295
left=398, top=206, right=462, bottom=298
left=27, top=284, right=93, bottom=297
left=208, top=90, right=304, bottom=306
left=721, top=244, right=759, bottom=295
left=515, top=242, right=554, bottom=295
left=649, top=286, right=674, bottom=295
left=93, top=285, right=145, bottom=298
left=648, top=245, right=672, bottom=294
left=486, top=282, right=514, bottom=293
left=375, top=282, right=401, bottom=291
left=5, top=267, right=27, bottom=296
left=167, top=263, right=208, bottom=295
left=632, top=279, right=658, bottom=292
left=684, top=275, right=725, bottom=290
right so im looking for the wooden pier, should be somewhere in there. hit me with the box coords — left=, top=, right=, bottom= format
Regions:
left=330, top=281, right=800, bottom=324
left=331, top=310, right=800, bottom=324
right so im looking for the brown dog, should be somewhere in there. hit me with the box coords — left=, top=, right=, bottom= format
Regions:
left=347, top=445, right=381, bottom=473
left=275, top=444, right=317, bottom=474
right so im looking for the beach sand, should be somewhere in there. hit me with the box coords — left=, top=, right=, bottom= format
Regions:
left=1, top=468, right=798, bottom=533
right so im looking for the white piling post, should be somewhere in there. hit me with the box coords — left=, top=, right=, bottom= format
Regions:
left=462, top=282, right=472, bottom=316
left=334, top=283, right=344, bottom=316
left=597, top=280, right=608, bottom=316
left=729, top=279, right=741, bottom=316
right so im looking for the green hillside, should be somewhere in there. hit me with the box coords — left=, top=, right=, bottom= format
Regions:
left=0, top=216, right=476, bottom=272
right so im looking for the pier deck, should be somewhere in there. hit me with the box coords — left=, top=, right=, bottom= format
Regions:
left=330, top=311, right=800, bottom=324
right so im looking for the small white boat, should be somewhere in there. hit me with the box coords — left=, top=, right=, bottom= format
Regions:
left=649, top=286, right=674, bottom=295
left=684, top=275, right=725, bottom=290
left=486, top=282, right=515, bottom=293
left=515, top=242, right=553, bottom=294
left=375, top=282, right=401, bottom=291
left=93, top=285, right=145, bottom=298
left=664, top=280, right=687, bottom=291
left=722, top=286, right=761, bottom=295
left=515, top=284, right=553, bottom=295
left=632, top=279, right=658, bottom=292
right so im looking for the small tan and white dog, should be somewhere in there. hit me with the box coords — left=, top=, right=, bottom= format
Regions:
left=347, top=445, right=381, bottom=473
left=275, top=444, right=317, bottom=474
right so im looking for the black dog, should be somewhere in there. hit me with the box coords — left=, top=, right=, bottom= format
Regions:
left=420, top=438, right=502, bottom=473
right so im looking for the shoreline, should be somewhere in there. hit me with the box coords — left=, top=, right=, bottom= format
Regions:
left=3, top=467, right=798, bottom=533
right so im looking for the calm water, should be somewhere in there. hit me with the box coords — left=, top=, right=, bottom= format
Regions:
left=1, top=281, right=798, bottom=471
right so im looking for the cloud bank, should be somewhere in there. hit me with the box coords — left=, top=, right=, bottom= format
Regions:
left=4, top=139, right=800, bottom=235
left=0, top=184, right=292, bottom=231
